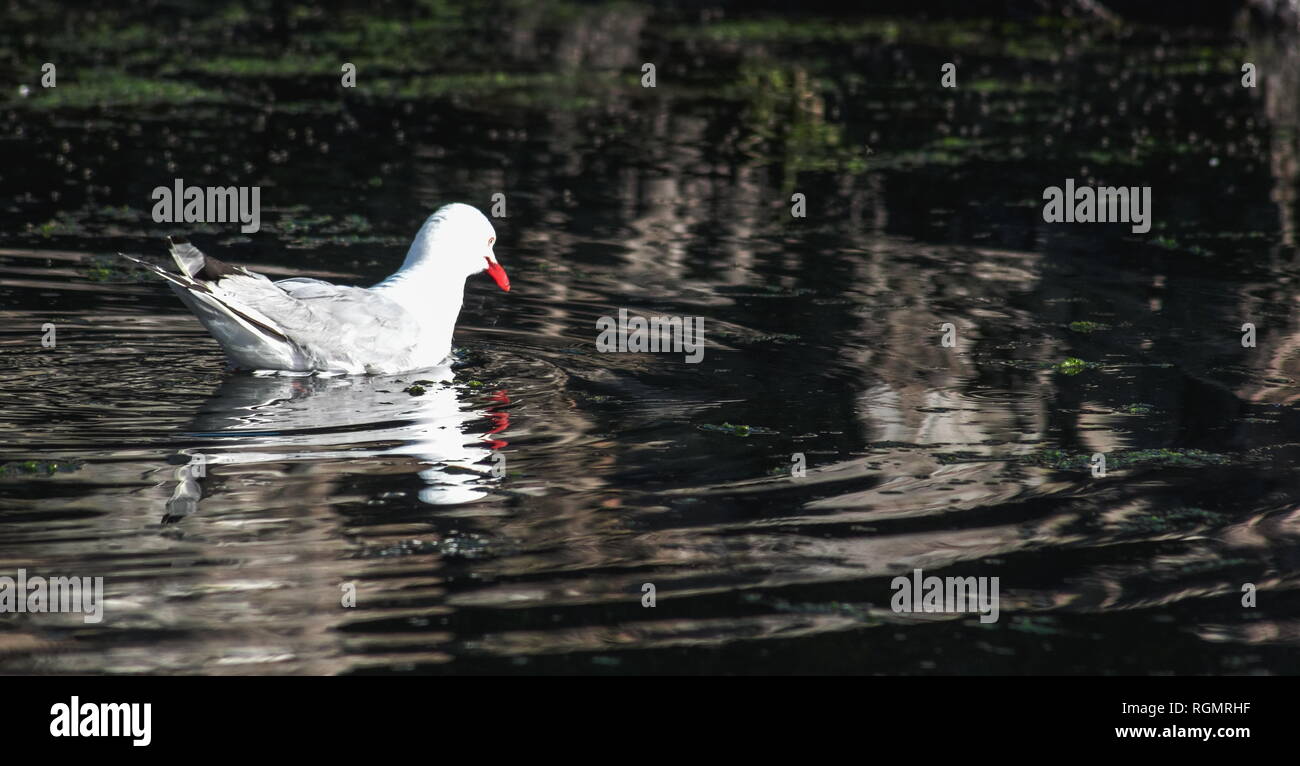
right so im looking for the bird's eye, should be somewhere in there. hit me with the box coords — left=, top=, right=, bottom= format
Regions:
left=487, top=237, right=495, bottom=246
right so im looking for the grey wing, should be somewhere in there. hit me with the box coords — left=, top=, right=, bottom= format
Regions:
left=273, top=278, right=421, bottom=358
left=127, top=239, right=418, bottom=370
left=274, top=277, right=342, bottom=300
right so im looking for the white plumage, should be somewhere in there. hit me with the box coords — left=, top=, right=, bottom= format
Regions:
left=121, top=203, right=510, bottom=374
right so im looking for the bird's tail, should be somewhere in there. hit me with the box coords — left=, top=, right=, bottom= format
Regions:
left=118, top=240, right=298, bottom=369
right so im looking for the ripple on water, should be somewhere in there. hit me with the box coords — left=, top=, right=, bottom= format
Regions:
left=3, top=188, right=1300, bottom=675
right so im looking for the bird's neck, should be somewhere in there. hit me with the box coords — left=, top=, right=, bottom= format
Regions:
left=372, top=225, right=477, bottom=361
left=373, top=266, right=468, bottom=360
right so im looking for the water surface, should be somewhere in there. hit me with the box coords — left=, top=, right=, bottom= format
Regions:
left=2, top=3, right=1299, bottom=674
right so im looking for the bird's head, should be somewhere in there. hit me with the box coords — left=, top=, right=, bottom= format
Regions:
left=408, top=203, right=509, bottom=292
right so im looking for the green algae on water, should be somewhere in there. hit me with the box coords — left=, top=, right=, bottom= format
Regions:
left=1055, top=357, right=1088, bottom=375
left=0, top=460, right=83, bottom=477
left=11, top=72, right=225, bottom=109
left=698, top=422, right=777, bottom=437
left=1117, top=506, right=1229, bottom=534
left=1026, top=448, right=1232, bottom=471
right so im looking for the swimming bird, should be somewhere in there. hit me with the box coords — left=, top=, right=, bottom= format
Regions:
left=120, top=203, right=509, bottom=374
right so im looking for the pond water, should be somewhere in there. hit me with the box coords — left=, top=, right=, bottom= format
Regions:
left=1, top=3, right=1299, bottom=674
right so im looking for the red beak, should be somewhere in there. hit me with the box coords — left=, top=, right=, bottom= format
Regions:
left=485, top=258, right=510, bottom=292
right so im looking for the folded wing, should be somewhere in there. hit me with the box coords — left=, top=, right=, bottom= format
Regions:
left=121, top=239, right=421, bottom=373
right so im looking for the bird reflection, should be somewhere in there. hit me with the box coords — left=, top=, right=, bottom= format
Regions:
left=163, top=366, right=510, bottom=521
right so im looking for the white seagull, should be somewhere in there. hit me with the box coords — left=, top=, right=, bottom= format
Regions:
left=122, top=203, right=510, bottom=374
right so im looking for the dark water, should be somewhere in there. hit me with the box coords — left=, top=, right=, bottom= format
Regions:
left=2, top=3, right=1300, bottom=674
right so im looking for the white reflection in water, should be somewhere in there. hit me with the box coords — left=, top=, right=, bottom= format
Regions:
left=166, top=364, right=507, bottom=513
